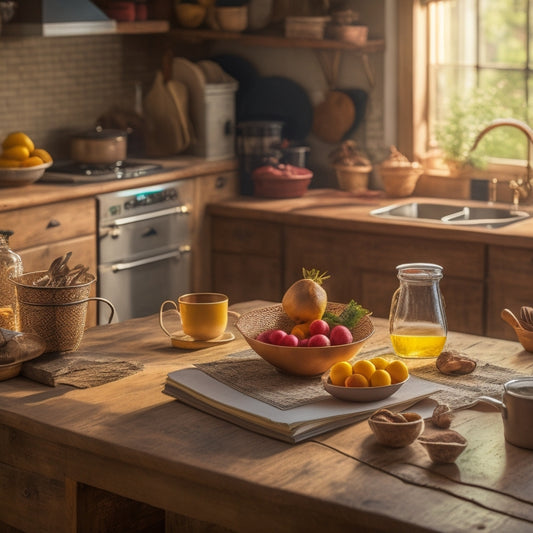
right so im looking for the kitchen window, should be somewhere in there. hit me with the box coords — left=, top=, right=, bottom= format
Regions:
left=399, top=0, right=531, bottom=170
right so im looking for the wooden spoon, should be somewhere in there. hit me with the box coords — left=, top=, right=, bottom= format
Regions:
left=501, top=308, right=523, bottom=330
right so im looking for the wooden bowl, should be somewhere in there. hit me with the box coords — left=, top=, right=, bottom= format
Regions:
left=368, top=410, right=424, bottom=448
left=235, top=303, right=374, bottom=376
left=501, top=308, right=533, bottom=352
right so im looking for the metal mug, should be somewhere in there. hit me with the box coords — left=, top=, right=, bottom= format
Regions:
left=479, top=377, right=533, bottom=449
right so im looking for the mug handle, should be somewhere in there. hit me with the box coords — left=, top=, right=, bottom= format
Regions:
left=228, top=310, right=240, bottom=325
left=159, top=300, right=181, bottom=338
left=87, top=297, right=116, bottom=325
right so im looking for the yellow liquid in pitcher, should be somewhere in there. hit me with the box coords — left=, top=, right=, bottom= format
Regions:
left=391, top=327, right=446, bottom=359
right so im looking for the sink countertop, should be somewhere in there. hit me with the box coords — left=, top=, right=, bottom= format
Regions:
left=0, top=156, right=238, bottom=211
left=207, top=189, right=533, bottom=249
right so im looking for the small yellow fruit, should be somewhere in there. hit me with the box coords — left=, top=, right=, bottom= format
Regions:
left=386, top=360, right=409, bottom=384
left=20, top=156, right=44, bottom=167
left=329, top=361, right=353, bottom=386
left=370, top=369, right=392, bottom=387
left=0, top=159, right=21, bottom=168
left=2, top=145, right=30, bottom=161
left=351, top=359, right=376, bottom=381
left=291, top=322, right=311, bottom=340
left=345, top=373, right=369, bottom=387
left=31, top=148, right=53, bottom=163
left=2, top=132, right=35, bottom=153
left=369, top=356, right=391, bottom=370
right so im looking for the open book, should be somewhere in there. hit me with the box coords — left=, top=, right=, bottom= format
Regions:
left=163, top=356, right=442, bottom=443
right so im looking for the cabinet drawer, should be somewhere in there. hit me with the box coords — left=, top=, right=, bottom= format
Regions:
left=0, top=198, right=95, bottom=250
left=212, top=217, right=282, bottom=256
left=357, top=233, right=485, bottom=280
left=488, top=246, right=533, bottom=284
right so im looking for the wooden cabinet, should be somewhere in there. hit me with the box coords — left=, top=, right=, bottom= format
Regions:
left=211, top=216, right=282, bottom=303
left=486, top=245, right=533, bottom=340
left=0, top=198, right=98, bottom=327
left=193, top=172, right=239, bottom=291
left=284, top=226, right=486, bottom=336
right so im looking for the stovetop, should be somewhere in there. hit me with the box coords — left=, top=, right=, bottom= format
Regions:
left=40, top=160, right=165, bottom=183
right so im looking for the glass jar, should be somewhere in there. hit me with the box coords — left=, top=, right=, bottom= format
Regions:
left=389, top=263, right=447, bottom=359
left=0, top=230, right=23, bottom=330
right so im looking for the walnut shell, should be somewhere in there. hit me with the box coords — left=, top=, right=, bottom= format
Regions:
left=418, top=430, right=467, bottom=463
left=436, top=350, right=477, bottom=375
left=431, top=404, right=453, bottom=429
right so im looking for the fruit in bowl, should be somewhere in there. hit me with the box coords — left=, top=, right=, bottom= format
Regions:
left=236, top=303, right=374, bottom=376
left=0, top=132, right=53, bottom=187
left=236, top=268, right=374, bottom=376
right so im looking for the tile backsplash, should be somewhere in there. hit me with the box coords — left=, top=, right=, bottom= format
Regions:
left=0, top=34, right=165, bottom=159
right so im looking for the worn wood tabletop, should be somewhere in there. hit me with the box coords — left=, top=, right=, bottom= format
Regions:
left=1, top=300, right=533, bottom=532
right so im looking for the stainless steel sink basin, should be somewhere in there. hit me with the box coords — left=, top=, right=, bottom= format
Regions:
left=370, top=202, right=530, bottom=228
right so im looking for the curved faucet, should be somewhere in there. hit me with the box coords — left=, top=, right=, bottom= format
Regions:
left=470, top=118, right=533, bottom=205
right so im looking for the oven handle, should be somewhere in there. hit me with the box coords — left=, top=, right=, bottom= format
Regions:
left=104, top=205, right=190, bottom=229
left=111, top=246, right=191, bottom=272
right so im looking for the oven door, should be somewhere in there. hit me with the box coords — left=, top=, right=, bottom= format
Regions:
left=98, top=246, right=191, bottom=323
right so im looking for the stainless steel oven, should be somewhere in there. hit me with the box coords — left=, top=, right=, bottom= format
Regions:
left=97, top=180, right=193, bottom=323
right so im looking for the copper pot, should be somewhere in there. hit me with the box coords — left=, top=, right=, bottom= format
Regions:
left=70, top=128, right=128, bottom=165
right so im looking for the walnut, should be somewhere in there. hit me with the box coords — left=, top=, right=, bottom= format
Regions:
left=431, top=404, right=453, bottom=428
left=436, top=350, right=477, bottom=375
left=370, top=408, right=407, bottom=423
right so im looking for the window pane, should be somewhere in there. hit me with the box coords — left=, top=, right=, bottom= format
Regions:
left=479, top=0, right=527, bottom=68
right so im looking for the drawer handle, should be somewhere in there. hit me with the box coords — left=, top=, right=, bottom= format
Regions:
left=47, top=219, right=61, bottom=229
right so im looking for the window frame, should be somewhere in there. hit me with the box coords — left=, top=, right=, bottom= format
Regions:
left=398, top=0, right=531, bottom=184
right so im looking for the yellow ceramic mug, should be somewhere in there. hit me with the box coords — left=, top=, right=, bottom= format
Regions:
left=160, top=292, right=238, bottom=341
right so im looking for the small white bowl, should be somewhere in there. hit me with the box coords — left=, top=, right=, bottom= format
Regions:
left=322, top=375, right=408, bottom=402
left=0, top=162, right=52, bottom=187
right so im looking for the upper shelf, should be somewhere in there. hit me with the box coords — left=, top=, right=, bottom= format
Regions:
left=169, top=28, right=385, bottom=53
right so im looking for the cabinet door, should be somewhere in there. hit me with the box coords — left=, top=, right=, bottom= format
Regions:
left=284, top=226, right=362, bottom=303
left=211, top=217, right=282, bottom=303
left=487, top=245, right=533, bottom=339
left=194, top=172, right=238, bottom=291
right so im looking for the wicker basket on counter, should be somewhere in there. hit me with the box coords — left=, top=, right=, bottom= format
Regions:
left=10, top=271, right=114, bottom=353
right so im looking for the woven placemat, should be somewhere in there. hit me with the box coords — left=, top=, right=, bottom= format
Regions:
left=196, top=349, right=328, bottom=410
left=411, top=361, right=527, bottom=409
left=22, top=351, right=144, bottom=388
left=196, top=347, right=528, bottom=412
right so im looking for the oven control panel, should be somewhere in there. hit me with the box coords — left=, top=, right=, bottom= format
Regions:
left=97, top=179, right=194, bottom=224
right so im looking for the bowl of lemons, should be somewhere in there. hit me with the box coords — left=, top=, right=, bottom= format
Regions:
left=322, top=357, right=410, bottom=402
left=0, top=132, right=53, bottom=187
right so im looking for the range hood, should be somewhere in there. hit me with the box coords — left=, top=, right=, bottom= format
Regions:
left=4, top=0, right=116, bottom=37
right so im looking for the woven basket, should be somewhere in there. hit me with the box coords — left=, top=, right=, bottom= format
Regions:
left=380, top=166, right=423, bottom=197
left=335, top=164, right=372, bottom=193
left=10, top=271, right=113, bottom=353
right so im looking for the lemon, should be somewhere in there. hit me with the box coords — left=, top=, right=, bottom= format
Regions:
left=386, top=360, right=409, bottom=384
left=370, top=369, right=392, bottom=387
left=369, top=356, right=391, bottom=370
left=329, top=361, right=353, bottom=386
left=20, top=156, right=44, bottom=167
left=2, top=132, right=34, bottom=153
left=2, top=145, right=30, bottom=161
left=31, top=148, right=53, bottom=163
left=351, top=359, right=376, bottom=381
left=345, top=373, right=369, bottom=387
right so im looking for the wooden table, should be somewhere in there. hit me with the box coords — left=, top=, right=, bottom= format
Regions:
left=1, top=301, right=533, bottom=533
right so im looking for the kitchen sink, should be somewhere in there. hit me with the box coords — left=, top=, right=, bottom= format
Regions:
left=370, top=202, right=530, bottom=228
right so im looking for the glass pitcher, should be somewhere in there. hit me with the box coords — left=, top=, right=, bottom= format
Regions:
left=389, top=263, right=447, bottom=359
